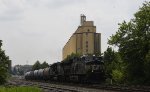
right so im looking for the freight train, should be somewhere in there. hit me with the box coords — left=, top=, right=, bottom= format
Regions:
left=25, top=55, right=105, bottom=83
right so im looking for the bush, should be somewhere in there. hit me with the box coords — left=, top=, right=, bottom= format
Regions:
left=112, top=69, right=124, bottom=84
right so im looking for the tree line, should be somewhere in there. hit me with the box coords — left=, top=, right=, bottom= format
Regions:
left=32, top=61, right=49, bottom=70
left=104, top=1, right=150, bottom=85
left=0, top=40, right=11, bottom=85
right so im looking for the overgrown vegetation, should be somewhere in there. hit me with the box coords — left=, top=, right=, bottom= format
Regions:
left=103, top=47, right=124, bottom=84
left=0, top=40, right=11, bottom=85
left=0, top=86, right=42, bottom=92
left=104, top=1, right=150, bottom=85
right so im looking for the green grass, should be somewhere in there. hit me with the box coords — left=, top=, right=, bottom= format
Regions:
left=0, top=86, right=42, bottom=92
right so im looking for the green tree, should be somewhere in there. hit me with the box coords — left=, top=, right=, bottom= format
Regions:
left=103, top=47, right=124, bottom=84
left=108, top=1, right=150, bottom=84
left=144, top=50, right=150, bottom=84
left=41, top=61, right=49, bottom=69
left=103, top=47, right=116, bottom=80
left=32, top=60, right=41, bottom=70
left=112, top=69, right=124, bottom=84
left=0, top=40, right=10, bottom=84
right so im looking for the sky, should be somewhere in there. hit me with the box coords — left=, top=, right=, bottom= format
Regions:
left=0, top=0, right=147, bottom=66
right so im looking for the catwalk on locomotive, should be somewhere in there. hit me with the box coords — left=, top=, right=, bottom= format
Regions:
left=25, top=55, right=105, bottom=83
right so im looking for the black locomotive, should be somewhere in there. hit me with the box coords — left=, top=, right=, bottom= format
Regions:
left=25, top=55, right=105, bottom=83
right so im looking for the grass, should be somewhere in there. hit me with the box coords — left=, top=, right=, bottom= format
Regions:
left=0, top=86, right=42, bottom=92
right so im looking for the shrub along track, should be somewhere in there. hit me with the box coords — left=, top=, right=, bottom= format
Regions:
left=8, top=79, right=150, bottom=92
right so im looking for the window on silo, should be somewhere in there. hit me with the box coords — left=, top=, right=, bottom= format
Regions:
left=86, top=44, right=88, bottom=48
left=86, top=41, right=88, bottom=44
left=86, top=49, right=88, bottom=52
left=86, top=32, right=88, bottom=36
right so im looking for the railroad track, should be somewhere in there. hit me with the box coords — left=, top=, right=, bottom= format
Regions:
left=8, top=79, right=150, bottom=92
left=8, top=79, right=116, bottom=92
left=40, top=81, right=150, bottom=92
left=8, top=80, right=78, bottom=92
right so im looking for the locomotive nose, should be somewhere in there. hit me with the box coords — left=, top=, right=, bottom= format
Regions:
left=92, top=65, right=99, bottom=72
left=93, top=65, right=97, bottom=70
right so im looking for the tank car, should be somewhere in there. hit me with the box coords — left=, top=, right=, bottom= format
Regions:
left=25, top=72, right=30, bottom=80
left=37, top=69, right=44, bottom=80
left=34, top=70, right=38, bottom=80
left=43, top=68, right=50, bottom=80
left=29, top=71, right=34, bottom=80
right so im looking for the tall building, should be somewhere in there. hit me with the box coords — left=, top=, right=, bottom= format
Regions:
left=63, top=14, right=101, bottom=59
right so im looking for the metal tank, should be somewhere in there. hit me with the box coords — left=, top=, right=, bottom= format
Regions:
left=29, top=71, right=34, bottom=80
left=34, top=70, right=38, bottom=80
left=43, top=68, right=50, bottom=80
left=37, top=69, right=44, bottom=80
left=25, top=72, right=30, bottom=80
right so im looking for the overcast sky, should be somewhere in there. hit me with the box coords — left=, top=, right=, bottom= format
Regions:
left=0, top=0, right=146, bottom=66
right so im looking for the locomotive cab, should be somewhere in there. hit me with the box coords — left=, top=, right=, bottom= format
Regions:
left=85, top=56, right=105, bottom=83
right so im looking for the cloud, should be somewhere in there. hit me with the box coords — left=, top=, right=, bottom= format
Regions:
left=23, top=0, right=86, bottom=9
left=0, top=0, right=24, bottom=21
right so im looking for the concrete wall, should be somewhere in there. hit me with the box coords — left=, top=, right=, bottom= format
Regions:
left=62, top=20, right=101, bottom=60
